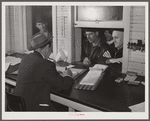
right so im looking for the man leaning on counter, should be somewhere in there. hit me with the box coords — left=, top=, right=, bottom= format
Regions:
left=15, top=33, right=74, bottom=111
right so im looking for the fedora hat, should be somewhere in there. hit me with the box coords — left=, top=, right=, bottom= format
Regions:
left=35, top=14, right=46, bottom=23
left=28, top=33, right=52, bottom=51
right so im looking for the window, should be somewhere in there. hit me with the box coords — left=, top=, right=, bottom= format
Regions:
left=76, top=6, right=123, bottom=22
left=5, top=6, right=27, bottom=53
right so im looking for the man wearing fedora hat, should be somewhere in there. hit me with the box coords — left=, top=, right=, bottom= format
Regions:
left=35, top=14, right=51, bottom=39
left=24, top=14, right=52, bottom=55
left=15, top=33, right=74, bottom=111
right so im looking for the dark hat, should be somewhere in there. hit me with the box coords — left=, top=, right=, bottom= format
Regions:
left=28, top=33, right=52, bottom=51
left=35, top=14, right=46, bottom=23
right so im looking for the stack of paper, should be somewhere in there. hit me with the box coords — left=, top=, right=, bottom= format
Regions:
left=124, top=75, right=137, bottom=81
left=79, top=69, right=103, bottom=85
left=56, top=65, right=86, bottom=79
left=79, top=64, right=108, bottom=85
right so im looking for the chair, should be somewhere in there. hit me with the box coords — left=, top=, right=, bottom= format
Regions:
left=6, top=91, right=26, bottom=111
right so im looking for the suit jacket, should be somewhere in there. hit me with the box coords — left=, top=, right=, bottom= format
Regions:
left=107, top=47, right=123, bottom=72
left=15, top=51, right=74, bottom=111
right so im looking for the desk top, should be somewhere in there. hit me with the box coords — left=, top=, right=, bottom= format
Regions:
left=5, top=63, right=145, bottom=112
left=51, top=65, right=145, bottom=112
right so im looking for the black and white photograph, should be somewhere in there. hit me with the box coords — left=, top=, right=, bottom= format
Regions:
left=2, top=1, right=149, bottom=120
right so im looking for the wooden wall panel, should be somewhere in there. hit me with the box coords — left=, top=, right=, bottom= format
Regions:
left=55, top=6, right=74, bottom=62
left=127, top=6, right=145, bottom=76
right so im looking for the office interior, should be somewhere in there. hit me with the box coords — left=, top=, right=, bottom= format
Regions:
left=4, top=4, right=147, bottom=114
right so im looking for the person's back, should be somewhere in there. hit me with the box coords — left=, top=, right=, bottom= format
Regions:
left=16, top=52, right=49, bottom=111
left=15, top=33, right=74, bottom=111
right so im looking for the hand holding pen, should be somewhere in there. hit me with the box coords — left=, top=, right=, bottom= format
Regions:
left=63, top=67, right=73, bottom=77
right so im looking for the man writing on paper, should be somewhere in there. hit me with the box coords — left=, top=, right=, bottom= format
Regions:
left=103, top=30, right=124, bottom=71
left=81, top=28, right=115, bottom=65
left=15, top=33, right=74, bottom=111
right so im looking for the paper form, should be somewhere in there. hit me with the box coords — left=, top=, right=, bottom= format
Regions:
left=129, top=102, right=145, bottom=112
left=6, top=56, right=21, bottom=65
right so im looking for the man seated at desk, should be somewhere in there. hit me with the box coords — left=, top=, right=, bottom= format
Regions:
left=15, top=33, right=74, bottom=111
left=81, top=28, right=115, bottom=65
left=103, top=29, right=124, bottom=71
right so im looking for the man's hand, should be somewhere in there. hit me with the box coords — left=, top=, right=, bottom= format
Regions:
left=109, top=58, right=122, bottom=63
left=83, top=57, right=91, bottom=65
left=63, top=69, right=72, bottom=77
left=103, top=51, right=111, bottom=58
left=107, top=39, right=115, bottom=45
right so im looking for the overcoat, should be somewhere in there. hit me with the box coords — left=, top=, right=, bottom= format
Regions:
left=15, top=51, right=74, bottom=111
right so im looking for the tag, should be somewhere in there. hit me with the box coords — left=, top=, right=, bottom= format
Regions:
left=127, top=81, right=140, bottom=85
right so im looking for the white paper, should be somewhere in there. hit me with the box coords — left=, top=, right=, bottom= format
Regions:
left=6, top=56, right=21, bottom=65
left=11, top=70, right=18, bottom=74
left=129, top=102, right=145, bottom=112
left=93, top=64, right=108, bottom=70
left=5, top=62, right=10, bottom=72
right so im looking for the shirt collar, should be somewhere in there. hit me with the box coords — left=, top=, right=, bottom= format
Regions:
left=39, top=52, right=45, bottom=59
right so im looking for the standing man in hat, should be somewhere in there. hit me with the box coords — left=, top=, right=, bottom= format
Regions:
left=35, top=14, right=51, bottom=39
left=15, top=33, right=74, bottom=111
left=81, top=28, right=115, bottom=65
left=25, top=14, right=54, bottom=59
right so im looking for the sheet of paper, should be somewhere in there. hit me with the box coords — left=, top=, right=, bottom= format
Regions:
left=11, top=70, right=18, bottom=74
left=56, top=66, right=65, bottom=72
left=5, top=62, right=10, bottom=72
left=56, top=66, right=86, bottom=79
left=93, top=64, right=108, bottom=70
left=129, top=102, right=145, bottom=112
left=6, top=56, right=21, bottom=65
left=70, top=68, right=85, bottom=79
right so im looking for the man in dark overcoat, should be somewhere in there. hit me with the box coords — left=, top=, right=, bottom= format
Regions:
left=15, top=33, right=74, bottom=111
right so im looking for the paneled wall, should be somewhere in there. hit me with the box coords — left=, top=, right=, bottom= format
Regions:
left=56, top=6, right=68, bottom=51
left=53, top=6, right=74, bottom=62
left=127, top=6, right=145, bottom=76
